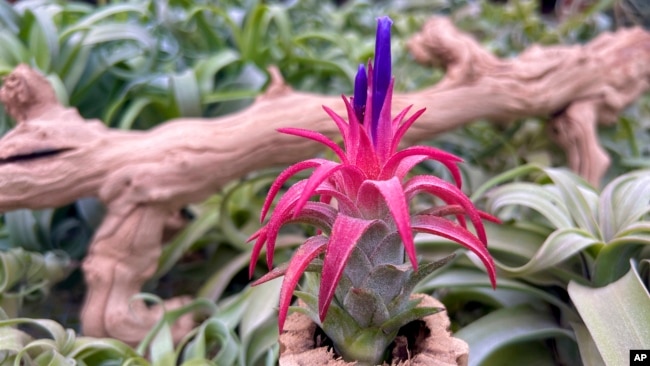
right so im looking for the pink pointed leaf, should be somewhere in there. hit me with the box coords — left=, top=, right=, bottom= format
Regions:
left=314, top=182, right=362, bottom=217
left=292, top=201, right=338, bottom=232
left=319, top=215, right=377, bottom=321
left=263, top=181, right=309, bottom=267
left=276, top=236, right=327, bottom=332
left=251, top=261, right=289, bottom=286
left=382, top=146, right=463, bottom=188
left=355, top=127, right=381, bottom=177
left=248, top=227, right=269, bottom=278
left=383, top=154, right=428, bottom=181
left=480, top=210, right=502, bottom=224
left=322, top=104, right=349, bottom=149
left=390, top=107, right=425, bottom=154
left=358, top=177, right=417, bottom=269
left=342, top=95, right=361, bottom=161
left=278, top=128, right=348, bottom=164
left=418, top=204, right=467, bottom=217
left=254, top=202, right=335, bottom=279
left=412, top=215, right=496, bottom=288
left=405, top=175, right=487, bottom=245
left=334, top=164, right=367, bottom=199
left=391, top=104, right=412, bottom=130
left=261, top=159, right=327, bottom=221
left=292, top=162, right=343, bottom=218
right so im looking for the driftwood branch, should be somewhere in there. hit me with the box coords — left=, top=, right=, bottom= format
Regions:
left=0, top=17, right=648, bottom=345
left=407, top=17, right=650, bottom=183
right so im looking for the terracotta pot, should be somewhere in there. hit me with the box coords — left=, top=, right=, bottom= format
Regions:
left=278, top=294, right=469, bottom=366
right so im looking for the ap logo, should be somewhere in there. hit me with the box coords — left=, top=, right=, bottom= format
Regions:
left=631, top=350, right=650, bottom=365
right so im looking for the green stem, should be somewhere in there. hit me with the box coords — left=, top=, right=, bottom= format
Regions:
left=335, top=328, right=396, bottom=366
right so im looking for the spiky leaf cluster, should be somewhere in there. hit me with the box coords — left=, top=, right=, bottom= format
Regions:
left=250, top=16, right=496, bottom=364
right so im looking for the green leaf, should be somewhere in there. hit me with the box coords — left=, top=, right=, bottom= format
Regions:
left=149, top=323, right=175, bottom=366
left=485, top=182, right=573, bottom=229
left=592, top=240, right=646, bottom=286
left=5, top=209, right=51, bottom=252
left=0, top=1, right=20, bottom=34
left=201, top=90, right=260, bottom=105
left=416, top=267, right=579, bottom=320
left=497, top=228, right=600, bottom=277
left=194, top=50, right=242, bottom=94
left=473, top=221, right=549, bottom=263
left=480, top=341, right=559, bottom=366
left=67, top=337, right=140, bottom=360
left=568, top=264, right=650, bottom=366
left=45, top=73, right=69, bottom=106
left=116, top=97, right=154, bottom=130
left=154, top=207, right=219, bottom=281
left=292, top=290, right=359, bottom=345
left=343, top=287, right=390, bottom=328
left=598, top=169, right=650, bottom=240
left=171, top=69, right=202, bottom=117
left=570, top=322, right=606, bottom=366
left=239, top=278, right=281, bottom=346
left=239, top=4, right=273, bottom=62
left=241, top=317, right=278, bottom=366
left=0, top=248, right=70, bottom=314
left=455, top=305, right=574, bottom=366
left=471, top=163, right=546, bottom=201
left=0, top=32, right=28, bottom=66
left=211, top=291, right=252, bottom=329
left=75, top=197, right=106, bottom=230
left=59, top=3, right=147, bottom=39
left=545, top=169, right=601, bottom=238
left=197, top=251, right=250, bottom=302
left=380, top=305, right=441, bottom=335
left=25, top=7, right=60, bottom=71
left=55, top=36, right=92, bottom=93
left=0, top=317, right=76, bottom=353
left=181, top=318, right=239, bottom=366
left=0, top=324, right=31, bottom=352
left=82, top=23, right=154, bottom=49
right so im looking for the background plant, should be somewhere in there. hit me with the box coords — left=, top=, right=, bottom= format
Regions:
left=415, top=165, right=650, bottom=365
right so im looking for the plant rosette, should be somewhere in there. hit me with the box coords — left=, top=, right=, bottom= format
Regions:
left=279, top=294, right=469, bottom=366
left=250, top=16, right=497, bottom=365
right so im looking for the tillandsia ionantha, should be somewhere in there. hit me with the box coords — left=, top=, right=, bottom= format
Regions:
left=249, top=16, right=497, bottom=365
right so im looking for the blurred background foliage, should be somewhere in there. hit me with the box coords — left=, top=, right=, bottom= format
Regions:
left=0, top=0, right=648, bottom=364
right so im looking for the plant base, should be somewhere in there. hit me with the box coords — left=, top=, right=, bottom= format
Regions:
left=279, top=294, right=468, bottom=365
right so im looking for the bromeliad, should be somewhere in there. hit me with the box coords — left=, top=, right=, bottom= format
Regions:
left=250, top=16, right=497, bottom=364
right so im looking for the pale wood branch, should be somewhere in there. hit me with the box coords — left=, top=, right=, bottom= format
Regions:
left=0, top=17, right=649, bottom=344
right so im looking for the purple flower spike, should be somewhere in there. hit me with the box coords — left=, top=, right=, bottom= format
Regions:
left=371, top=16, right=392, bottom=143
left=353, top=64, right=367, bottom=123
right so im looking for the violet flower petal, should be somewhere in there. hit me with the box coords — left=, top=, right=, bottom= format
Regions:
left=353, top=63, right=367, bottom=123
left=371, top=16, right=392, bottom=143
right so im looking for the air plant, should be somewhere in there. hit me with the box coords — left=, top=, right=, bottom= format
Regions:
left=250, top=16, right=497, bottom=364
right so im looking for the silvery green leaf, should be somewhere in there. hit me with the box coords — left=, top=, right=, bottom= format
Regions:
left=342, top=287, right=390, bottom=328
left=568, top=264, right=650, bottom=366
left=456, top=305, right=575, bottom=366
